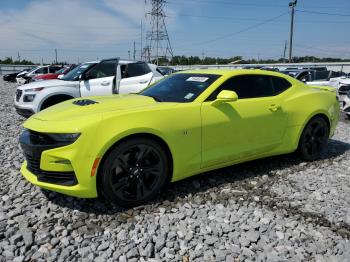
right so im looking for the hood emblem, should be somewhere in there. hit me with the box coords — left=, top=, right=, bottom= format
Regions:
left=73, top=99, right=98, bottom=106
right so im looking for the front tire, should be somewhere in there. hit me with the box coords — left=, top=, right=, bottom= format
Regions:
left=298, top=116, right=329, bottom=161
left=100, top=138, right=169, bottom=207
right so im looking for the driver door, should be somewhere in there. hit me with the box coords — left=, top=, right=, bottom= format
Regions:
left=80, top=59, right=118, bottom=97
left=201, top=74, right=288, bottom=168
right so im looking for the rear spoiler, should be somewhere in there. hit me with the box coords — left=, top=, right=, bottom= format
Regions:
left=309, top=85, right=336, bottom=93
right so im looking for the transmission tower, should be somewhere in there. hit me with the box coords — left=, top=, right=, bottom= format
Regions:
left=144, top=0, right=173, bottom=65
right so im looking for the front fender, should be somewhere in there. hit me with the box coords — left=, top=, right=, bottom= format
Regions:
left=36, top=88, right=80, bottom=112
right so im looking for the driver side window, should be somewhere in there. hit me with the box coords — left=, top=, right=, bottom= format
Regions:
left=85, top=60, right=117, bottom=80
left=206, top=75, right=275, bottom=101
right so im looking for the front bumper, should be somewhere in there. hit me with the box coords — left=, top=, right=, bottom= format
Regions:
left=15, top=106, right=34, bottom=118
left=342, top=95, right=350, bottom=115
left=19, top=129, right=99, bottom=198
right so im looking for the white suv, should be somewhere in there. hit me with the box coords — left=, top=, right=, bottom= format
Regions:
left=14, top=59, right=164, bottom=117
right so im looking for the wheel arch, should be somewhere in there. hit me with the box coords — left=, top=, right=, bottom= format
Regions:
left=95, top=132, right=174, bottom=196
left=39, top=93, right=75, bottom=111
left=296, top=111, right=331, bottom=149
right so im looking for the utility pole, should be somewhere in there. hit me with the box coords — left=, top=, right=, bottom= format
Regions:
left=128, top=50, right=131, bottom=60
left=54, top=48, right=58, bottom=64
left=288, top=0, right=297, bottom=63
left=133, top=41, right=136, bottom=61
left=140, top=20, right=143, bottom=60
left=17, top=52, right=21, bottom=62
left=283, top=40, right=287, bottom=63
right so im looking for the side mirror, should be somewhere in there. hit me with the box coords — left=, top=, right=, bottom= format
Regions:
left=211, top=90, right=238, bottom=106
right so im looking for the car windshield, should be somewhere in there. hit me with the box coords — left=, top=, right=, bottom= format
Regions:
left=61, top=63, right=96, bottom=81
left=27, top=66, right=40, bottom=74
left=140, top=73, right=220, bottom=102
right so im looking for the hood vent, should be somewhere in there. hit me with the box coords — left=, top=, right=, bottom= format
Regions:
left=73, top=99, right=98, bottom=106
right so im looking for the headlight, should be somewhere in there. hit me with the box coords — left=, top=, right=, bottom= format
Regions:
left=23, top=94, right=36, bottom=102
left=46, top=133, right=81, bottom=143
left=24, top=87, right=44, bottom=92
left=24, top=129, right=81, bottom=145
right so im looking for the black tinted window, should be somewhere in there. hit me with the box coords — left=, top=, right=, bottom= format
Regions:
left=123, top=63, right=151, bottom=78
left=209, top=75, right=274, bottom=100
left=140, top=73, right=220, bottom=102
left=86, top=60, right=116, bottom=79
left=49, top=66, right=62, bottom=73
left=272, top=76, right=291, bottom=94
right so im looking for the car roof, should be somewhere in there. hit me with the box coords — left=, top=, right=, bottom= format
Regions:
left=83, top=59, right=154, bottom=65
left=175, top=69, right=289, bottom=78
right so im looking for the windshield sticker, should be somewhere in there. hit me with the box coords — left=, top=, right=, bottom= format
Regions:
left=184, top=93, right=194, bottom=100
left=186, top=76, right=209, bottom=82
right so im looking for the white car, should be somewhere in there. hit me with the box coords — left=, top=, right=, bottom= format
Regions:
left=14, top=59, right=164, bottom=117
left=16, top=65, right=63, bottom=85
left=343, top=92, right=350, bottom=118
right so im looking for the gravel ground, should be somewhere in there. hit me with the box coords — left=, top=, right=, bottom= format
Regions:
left=1, top=78, right=350, bottom=262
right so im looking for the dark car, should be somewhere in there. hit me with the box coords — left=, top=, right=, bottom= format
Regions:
left=157, top=66, right=177, bottom=76
left=3, top=69, right=31, bottom=82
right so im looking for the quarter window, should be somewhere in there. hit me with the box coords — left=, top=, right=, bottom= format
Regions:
left=271, top=76, right=292, bottom=94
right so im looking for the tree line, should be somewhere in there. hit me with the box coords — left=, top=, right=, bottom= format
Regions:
left=1, top=55, right=350, bottom=66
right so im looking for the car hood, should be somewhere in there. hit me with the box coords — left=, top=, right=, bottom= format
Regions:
left=18, top=79, right=76, bottom=90
left=31, top=94, right=173, bottom=121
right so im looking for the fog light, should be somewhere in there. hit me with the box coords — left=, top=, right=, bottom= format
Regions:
left=23, top=94, right=36, bottom=102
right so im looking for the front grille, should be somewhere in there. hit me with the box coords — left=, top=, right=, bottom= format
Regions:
left=24, top=153, right=77, bottom=186
left=16, top=89, right=23, bottom=101
left=20, top=129, right=78, bottom=186
left=338, top=85, right=350, bottom=95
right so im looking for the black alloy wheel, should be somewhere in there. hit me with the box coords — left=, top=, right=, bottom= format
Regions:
left=299, top=116, right=329, bottom=161
left=100, top=138, right=169, bottom=207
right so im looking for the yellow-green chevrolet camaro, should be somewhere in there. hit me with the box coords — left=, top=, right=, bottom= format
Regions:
left=19, top=69, right=339, bottom=207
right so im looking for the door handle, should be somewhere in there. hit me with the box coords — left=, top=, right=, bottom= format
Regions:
left=268, top=104, right=280, bottom=112
left=101, top=81, right=110, bottom=86
left=139, top=80, right=148, bottom=84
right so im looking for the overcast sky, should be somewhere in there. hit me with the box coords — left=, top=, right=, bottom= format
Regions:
left=0, top=0, right=349, bottom=63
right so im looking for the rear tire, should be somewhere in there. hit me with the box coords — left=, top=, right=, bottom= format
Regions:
left=100, top=138, right=169, bottom=207
left=298, top=116, right=329, bottom=161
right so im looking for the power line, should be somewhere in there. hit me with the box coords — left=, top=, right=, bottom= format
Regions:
left=168, top=0, right=349, bottom=10
left=168, top=0, right=286, bottom=8
left=296, top=10, right=350, bottom=17
left=176, top=11, right=288, bottom=48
